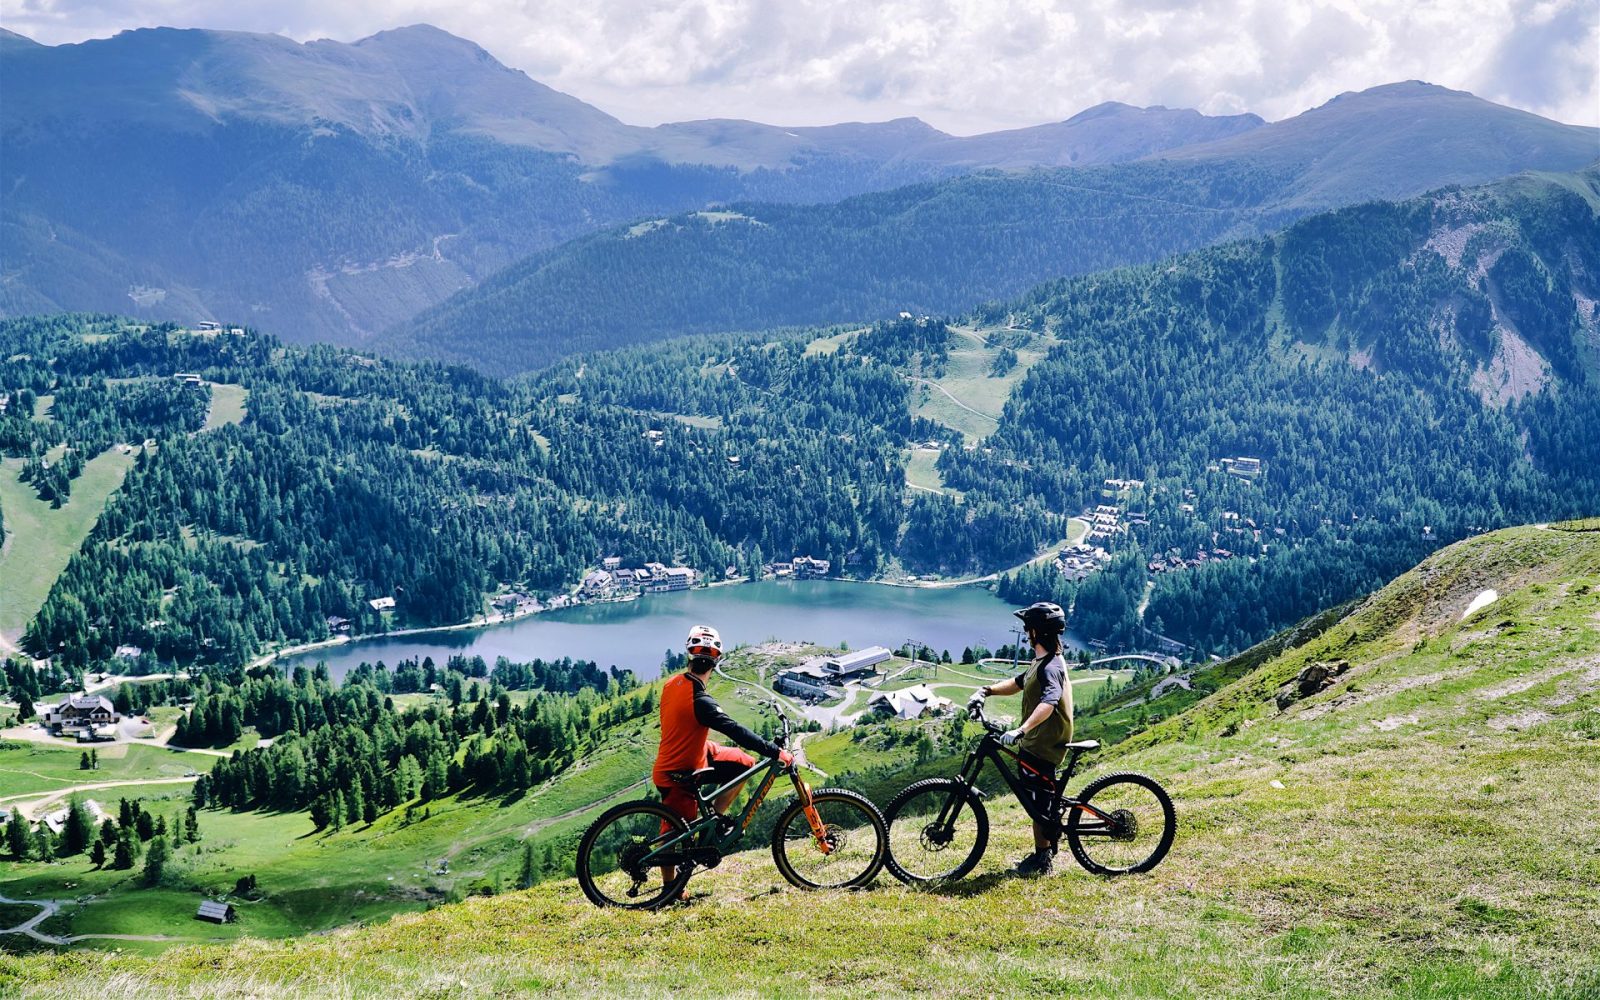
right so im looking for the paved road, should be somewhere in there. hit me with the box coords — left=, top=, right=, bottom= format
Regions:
left=0, top=894, right=68, bottom=944
left=0, top=893, right=201, bottom=946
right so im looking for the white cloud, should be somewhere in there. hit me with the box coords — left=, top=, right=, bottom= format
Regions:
left=3, top=0, right=1596, bottom=129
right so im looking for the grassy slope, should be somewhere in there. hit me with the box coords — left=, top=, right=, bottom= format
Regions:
left=0, top=670, right=770, bottom=951
left=910, top=326, right=1052, bottom=443
left=202, top=383, right=249, bottom=431
left=0, top=450, right=134, bottom=639
left=0, top=742, right=217, bottom=800
left=6, top=524, right=1598, bottom=997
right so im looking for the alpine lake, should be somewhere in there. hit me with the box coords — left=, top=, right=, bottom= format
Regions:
left=276, top=579, right=1086, bottom=683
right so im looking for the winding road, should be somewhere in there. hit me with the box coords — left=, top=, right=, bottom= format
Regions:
left=0, top=893, right=66, bottom=944
left=0, top=893, right=200, bottom=946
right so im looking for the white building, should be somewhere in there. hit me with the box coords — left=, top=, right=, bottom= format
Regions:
left=825, top=646, right=892, bottom=681
left=42, top=799, right=109, bottom=834
left=43, top=694, right=119, bottom=736
left=657, top=567, right=697, bottom=591
left=868, top=684, right=953, bottom=721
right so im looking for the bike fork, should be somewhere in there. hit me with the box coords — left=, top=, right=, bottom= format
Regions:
left=794, top=775, right=834, bottom=854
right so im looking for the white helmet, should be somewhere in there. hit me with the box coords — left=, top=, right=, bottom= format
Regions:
left=686, top=624, right=723, bottom=661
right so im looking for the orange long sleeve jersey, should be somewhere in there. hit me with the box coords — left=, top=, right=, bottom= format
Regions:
left=652, top=671, right=778, bottom=786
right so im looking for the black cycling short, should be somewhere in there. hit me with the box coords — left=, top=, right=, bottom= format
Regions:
left=1014, top=749, right=1059, bottom=821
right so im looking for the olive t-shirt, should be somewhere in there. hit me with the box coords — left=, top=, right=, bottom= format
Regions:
left=1012, top=653, right=1074, bottom=767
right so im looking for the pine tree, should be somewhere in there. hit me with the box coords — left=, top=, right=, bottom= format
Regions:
left=113, top=831, right=136, bottom=869
left=422, top=754, right=448, bottom=801
left=345, top=785, right=366, bottom=828
left=518, top=841, right=536, bottom=890
left=90, top=839, right=107, bottom=868
left=142, top=834, right=169, bottom=886
left=184, top=806, right=201, bottom=844
left=60, top=799, right=94, bottom=856
left=80, top=751, right=92, bottom=770
left=5, top=813, right=33, bottom=859
left=309, top=795, right=330, bottom=831
left=32, top=824, right=55, bottom=861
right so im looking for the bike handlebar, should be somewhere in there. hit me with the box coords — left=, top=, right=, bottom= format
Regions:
left=968, top=701, right=1006, bottom=735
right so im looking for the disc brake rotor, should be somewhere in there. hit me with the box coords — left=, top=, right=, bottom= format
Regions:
left=619, top=841, right=651, bottom=880
left=813, top=824, right=847, bottom=855
left=1109, top=808, right=1138, bottom=842
left=919, top=823, right=953, bottom=852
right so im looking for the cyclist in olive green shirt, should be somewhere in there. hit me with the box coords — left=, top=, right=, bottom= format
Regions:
left=967, top=601, right=1074, bottom=876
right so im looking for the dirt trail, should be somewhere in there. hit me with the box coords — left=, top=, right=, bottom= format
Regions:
left=903, top=375, right=999, bottom=420
left=0, top=776, right=199, bottom=819
left=519, top=778, right=650, bottom=839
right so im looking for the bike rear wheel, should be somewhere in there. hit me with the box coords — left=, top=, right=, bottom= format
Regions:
left=883, top=778, right=989, bottom=885
left=771, top=788, right=888, bottom=890
left=1065, top=772, right=1175, bottom=875
left=576, top=800, right=695, bottom=909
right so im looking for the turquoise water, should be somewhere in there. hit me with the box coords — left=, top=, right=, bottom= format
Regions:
left=277, top=580, right=1079, bottom=682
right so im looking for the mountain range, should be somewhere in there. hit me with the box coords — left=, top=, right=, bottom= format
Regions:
left=4, top=24, right=1595, bottom=356
left=0, top=23, right=1257, bottom=342
left=385, top=82, right=1600, bottom=374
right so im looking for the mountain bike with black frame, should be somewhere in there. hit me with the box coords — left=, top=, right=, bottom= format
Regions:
left=883, top=701, right=1175, bottom=883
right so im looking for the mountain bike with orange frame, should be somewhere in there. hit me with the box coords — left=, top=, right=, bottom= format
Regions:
left=576, top=702, right=888, bottom=908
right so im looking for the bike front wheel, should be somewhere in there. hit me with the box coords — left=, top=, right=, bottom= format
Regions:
left=771, top=788, right=888, bottom=890
left=1065, top=772, right=1175, bottom=875
left=576, top=800, right=694, bottom=909
left=883, top=778, right=989, bottom=885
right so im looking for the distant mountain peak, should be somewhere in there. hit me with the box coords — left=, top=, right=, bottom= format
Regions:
left=0, top=27, right=43, bottom=48
left=1152, top=79, right=1598, bottom=210
left=1059, top=100, right=1266, bottom=130
left=353, top=22, right=494, bottom=58
left=1321, top=80, right=1476, bottom=108
left=1064, top=100, right=1142, bottom=122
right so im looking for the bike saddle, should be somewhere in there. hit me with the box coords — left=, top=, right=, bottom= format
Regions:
left=666, top=767, right=720, bottom=787
left=1063, top=740, right=1101, bottom=751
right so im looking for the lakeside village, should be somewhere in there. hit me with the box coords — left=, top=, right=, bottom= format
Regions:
left=5, top=456, right=1285, bottom=743
left=463, top=453, right=1276, bottom=631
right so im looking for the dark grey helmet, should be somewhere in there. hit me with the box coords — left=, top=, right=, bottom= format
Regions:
left=1013, top=601, right=1067, bottom=635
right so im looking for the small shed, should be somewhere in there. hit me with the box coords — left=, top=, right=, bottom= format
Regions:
left=196, top=900, right=236, bottom=924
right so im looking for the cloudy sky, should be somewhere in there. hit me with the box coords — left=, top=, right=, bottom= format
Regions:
left=4, top=0, right=1596, bottom=131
